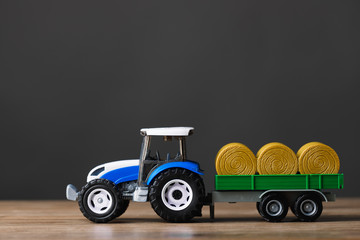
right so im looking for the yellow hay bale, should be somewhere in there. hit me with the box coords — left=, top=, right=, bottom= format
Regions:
left=297, top=142, right=340, bottom=174
left=215, top=143, right=256, bottom=175
left=256, top=142, right=298, bottom=175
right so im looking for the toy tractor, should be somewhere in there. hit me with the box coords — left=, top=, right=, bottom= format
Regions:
left=66, top=127, right=205, bottom=223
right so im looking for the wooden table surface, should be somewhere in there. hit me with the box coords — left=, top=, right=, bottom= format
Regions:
left=0, top=198, right=359, bottom=240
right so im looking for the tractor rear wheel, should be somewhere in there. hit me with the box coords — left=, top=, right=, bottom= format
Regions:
left=149, top=168, right=205, bottom=222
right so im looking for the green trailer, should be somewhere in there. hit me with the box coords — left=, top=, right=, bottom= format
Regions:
left=207, top=174, right=344, bottom=222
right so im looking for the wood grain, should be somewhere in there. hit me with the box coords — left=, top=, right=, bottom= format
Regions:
left=0, top=198, right=359, bottom=240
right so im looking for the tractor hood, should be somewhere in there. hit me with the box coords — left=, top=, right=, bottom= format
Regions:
left=87, top=159, right=139, bottom=182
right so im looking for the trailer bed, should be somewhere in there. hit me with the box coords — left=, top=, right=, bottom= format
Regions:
left=215, top=174, right=344, bottom=191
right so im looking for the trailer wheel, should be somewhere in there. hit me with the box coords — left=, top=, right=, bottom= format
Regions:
left=149, top=168, right=205, bottom=223
left=258, top=193, right=288, bottom=222
left=78, top=179, right=129, bottom=223
left=293, top=194, right=323, bottom=222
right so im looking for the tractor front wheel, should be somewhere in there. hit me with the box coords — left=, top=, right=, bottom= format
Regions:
left=149, top=168, right=205, bottom=222
left=78, top=179, right=129, bottom=223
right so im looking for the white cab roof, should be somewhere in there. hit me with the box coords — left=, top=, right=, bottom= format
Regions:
left=140, top=127, right=194, bottom=136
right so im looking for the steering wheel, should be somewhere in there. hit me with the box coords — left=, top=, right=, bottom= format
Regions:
left=145, top=150, right=151, bottom=159
left=156, top=150, right=161, bottom=160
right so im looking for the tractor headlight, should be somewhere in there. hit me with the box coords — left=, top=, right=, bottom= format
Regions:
left=90, top=166, right=105, bottom=176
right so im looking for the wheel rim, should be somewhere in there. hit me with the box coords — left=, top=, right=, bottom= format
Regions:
left=266, top=200, right=283, bottom=216
left=300, top=199, right=317, bottom=216
left=87, top=188, right=114, bottom=214
left=161, top=179, right=193, bottom=211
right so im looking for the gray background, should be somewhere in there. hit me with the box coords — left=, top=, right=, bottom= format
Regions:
left=1, top=0, right=359, bottom=199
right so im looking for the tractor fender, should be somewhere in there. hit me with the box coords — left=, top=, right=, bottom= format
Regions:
left=146, top=161, right=204, bottom=185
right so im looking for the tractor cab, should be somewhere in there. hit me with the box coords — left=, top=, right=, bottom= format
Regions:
left=134, top=127, right=195, bottom=201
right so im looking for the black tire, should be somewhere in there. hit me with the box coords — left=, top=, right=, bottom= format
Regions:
left=293, top=193, right=323, bottom=222
left=258, top=193, right=288, bottom=222
left=78, top=179, right=129, bottom=223
left=149, top=168, right=205, bottom=223
left=256, top=201, right=260, bottom=212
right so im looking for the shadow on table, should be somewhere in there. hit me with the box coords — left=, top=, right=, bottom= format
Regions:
left=316, top=215, right=360, bottom=222
left=204, top=215, right=360, bottom=223
left=110, top=214, right=360, bottom=224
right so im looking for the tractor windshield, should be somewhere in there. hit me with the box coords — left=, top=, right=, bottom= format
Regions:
left=145, top=136, right=183, bottom=161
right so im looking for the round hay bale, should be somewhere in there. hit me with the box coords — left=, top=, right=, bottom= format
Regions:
left=215, top=143, right=256, bottom=175
left=256, top=142, right=298, bottom=175
left=297, top=142, right=340, bottom=174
